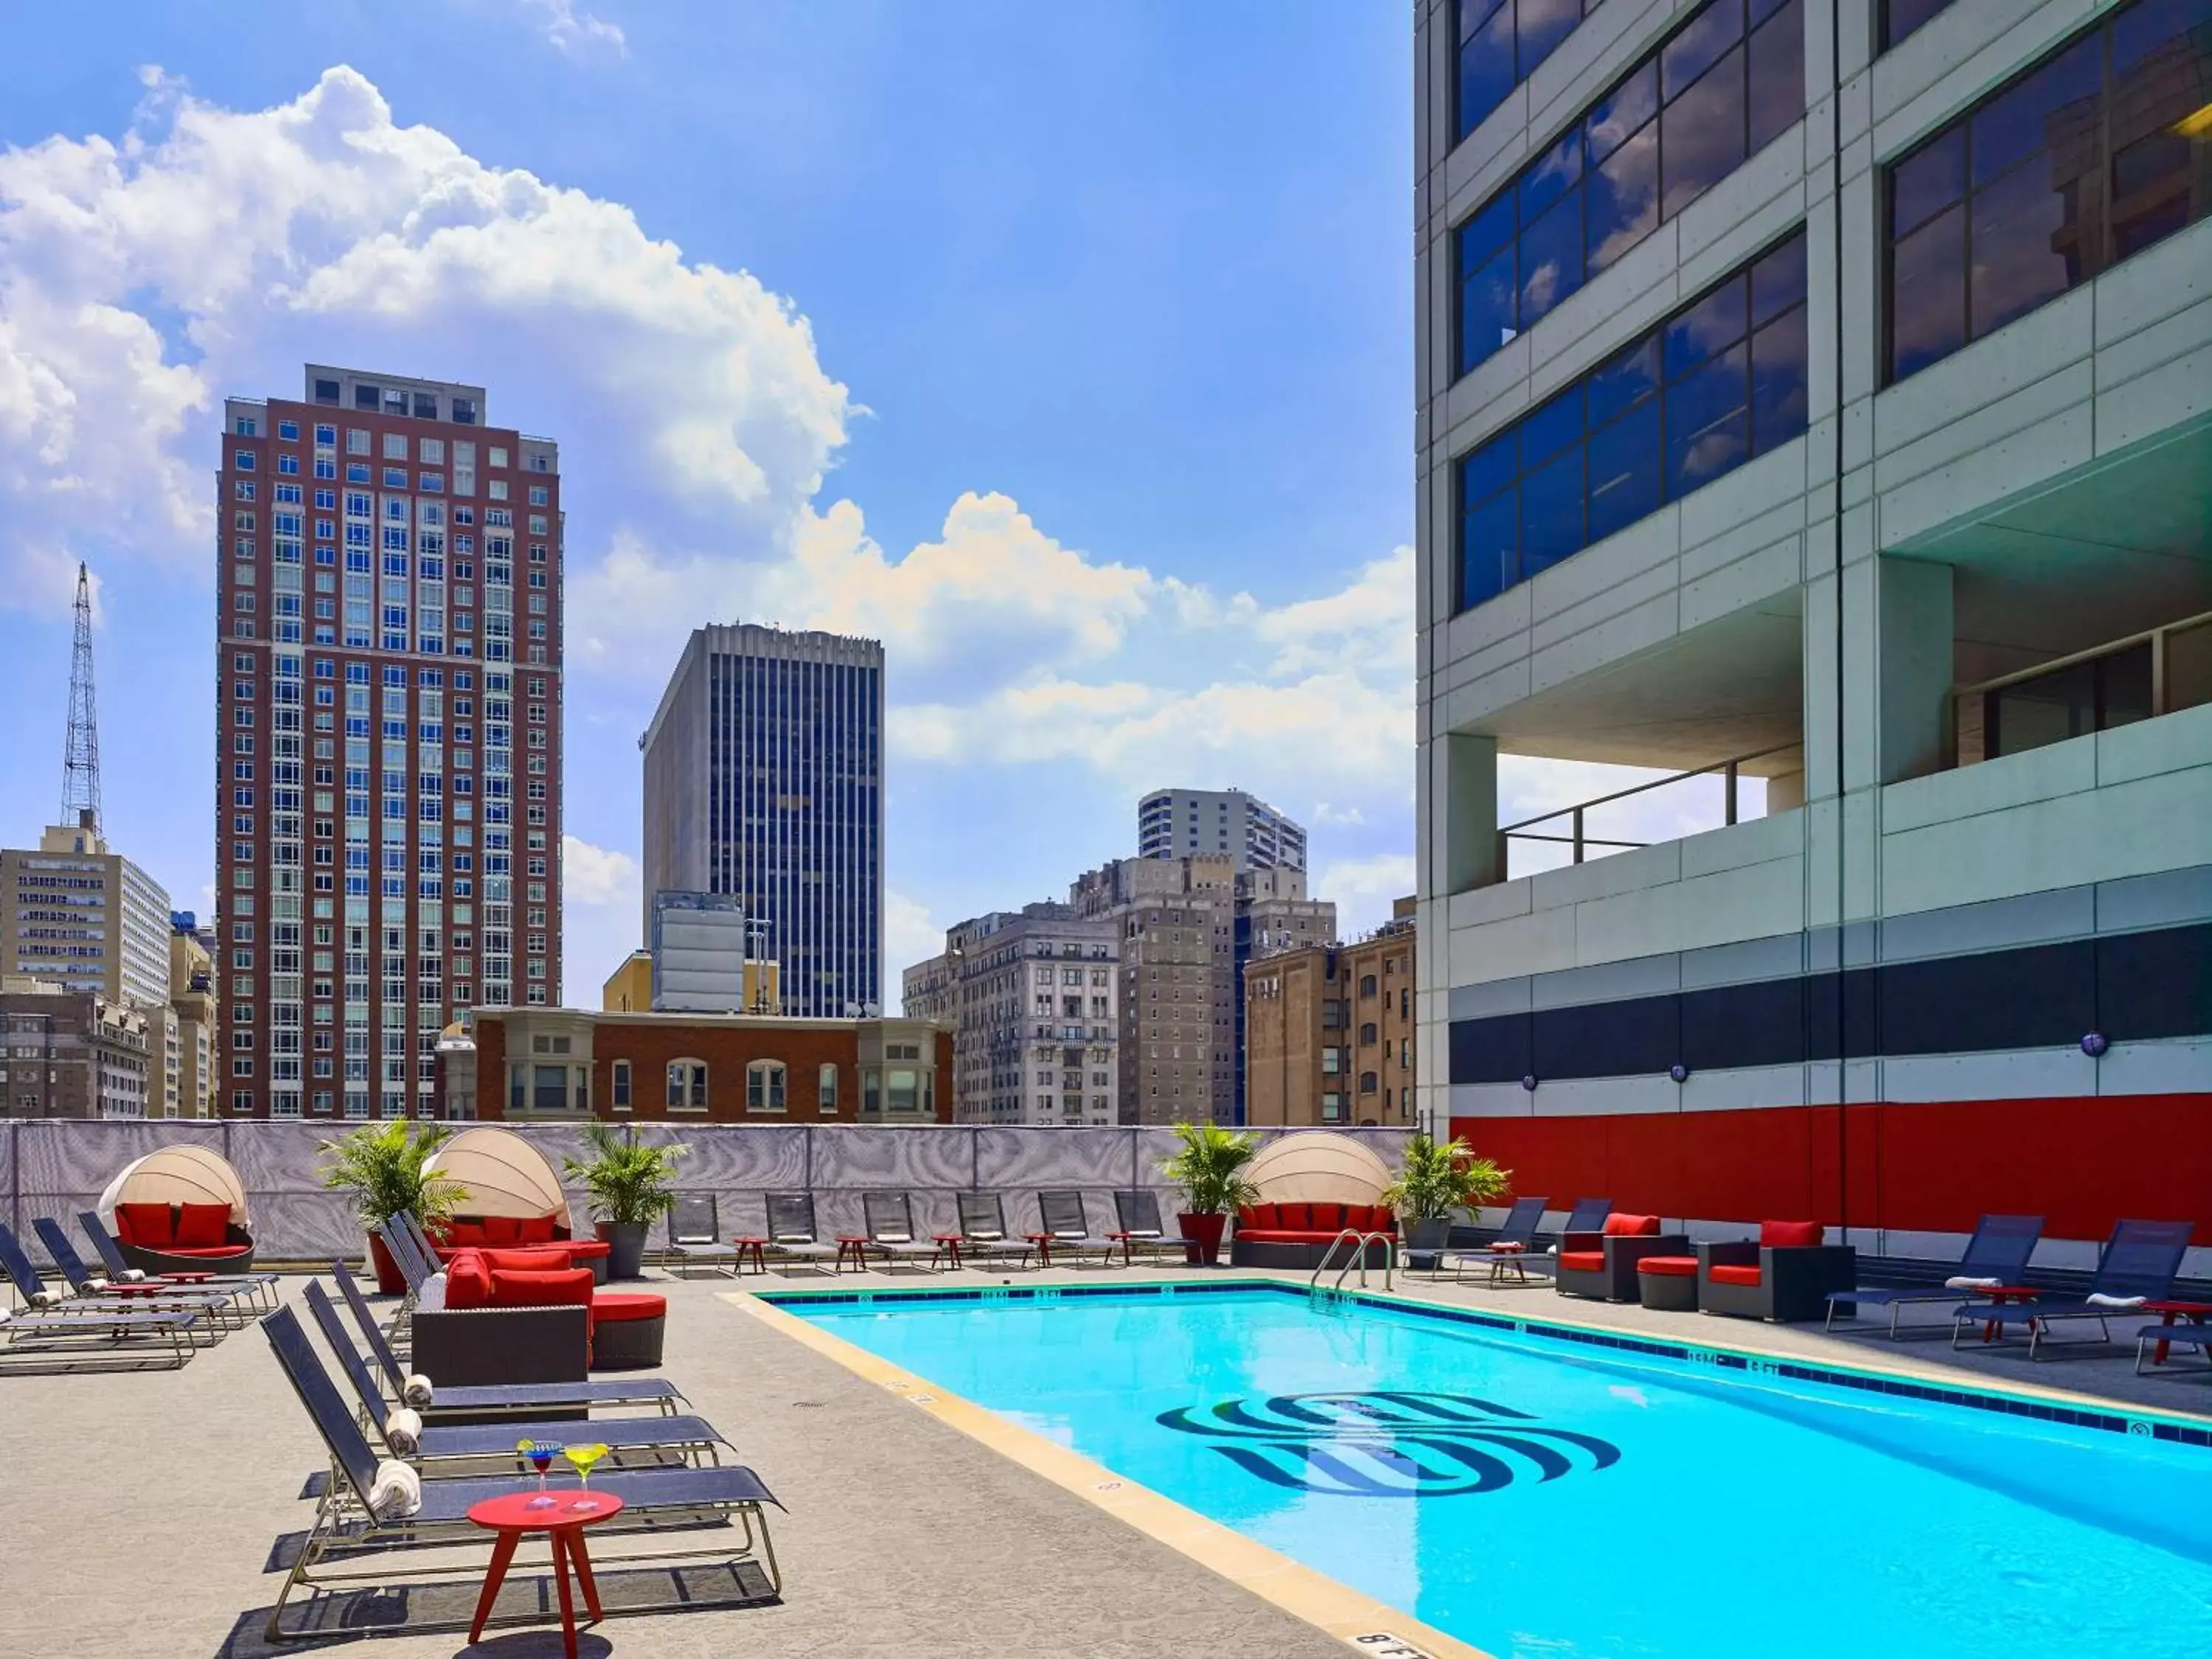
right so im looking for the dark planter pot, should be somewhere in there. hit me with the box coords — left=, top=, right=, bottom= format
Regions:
left=1180, top=1211, right=1228, bottom=1267
left=1402, top=1217, right=1451, bottom=1253
left=367, top=1230, right=407, bottom=1295
left=597, top=1220, right=648, bottom=1281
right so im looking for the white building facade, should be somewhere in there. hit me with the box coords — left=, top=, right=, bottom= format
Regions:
left=1138, top=787, right=1309, bottom=873
left=1417, top=0, right=2212, bottom=1264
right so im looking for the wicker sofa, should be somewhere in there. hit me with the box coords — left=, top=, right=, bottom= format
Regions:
left=1554, top=1213, right=1686, bottom=1301
left=1230, top=1201, right=1397, bottom=1269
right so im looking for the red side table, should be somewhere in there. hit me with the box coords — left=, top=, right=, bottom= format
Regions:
left=1970, top=1284, right=2039, bottom=1343
left=2140, top=1299, right=2212, bottom=1366
left=834, top=1236, right=873, bottom=1274
left=731, top=1237, right=770, bottom=1276
left=1024, top=1233, right=1057, bottom=1267
left=466, top=1489, right=624, bottom=1659
left=164, top=1271, right=216, bottom=1284
left=931, top=1233, right=965, bottom=1271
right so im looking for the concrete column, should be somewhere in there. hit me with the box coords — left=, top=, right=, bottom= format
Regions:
left=1877, top=557, right=1955, bottom=784
left=1425, top=732, right=1499, bottom=897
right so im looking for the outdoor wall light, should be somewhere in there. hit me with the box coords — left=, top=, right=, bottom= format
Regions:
left=2081, top=1032, right=2109, bottom=1057
left=1520, top=1074, right=1538, bottom=1092
left=1669, top=1063, right=1689, bottom=1083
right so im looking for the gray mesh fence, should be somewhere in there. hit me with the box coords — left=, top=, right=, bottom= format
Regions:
left=1, top=1120, right=1411, bottom=1263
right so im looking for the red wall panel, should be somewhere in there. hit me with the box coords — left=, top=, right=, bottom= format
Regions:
left=1453, top=1093, right=2212, bottom=1244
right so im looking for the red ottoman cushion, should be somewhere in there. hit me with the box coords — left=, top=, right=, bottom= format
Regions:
left=483, top=1248, right=572, bottom=1273
left=557, top=1239, right=611, bottom=1259
left=591, top=1291, right=667, bottom=1324
left=116, top=1203, right=175, bottom=1248
left=490, top=1267, right=595, bottom=1310
left=1760, top=1220, right=1825, bottom=1249
left=446, top=1248, right=493, bottom=1307
left=1708, top=1264, right=1764, bottom=1287
left=1638, top=1255, right=1698, bottom=1277
left=1557, top=1251, right=1605, bottom=1273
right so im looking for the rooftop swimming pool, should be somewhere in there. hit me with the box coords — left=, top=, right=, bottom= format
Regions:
left=775, top=1282, right=2212, bottom=1659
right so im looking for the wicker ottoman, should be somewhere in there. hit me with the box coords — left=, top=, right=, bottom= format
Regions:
left=591, top=1291, right=666, bottom=1370
left=1637, top=1255, right=1700, bottom=1312
left=561, top=1239, right=613, bottom=1286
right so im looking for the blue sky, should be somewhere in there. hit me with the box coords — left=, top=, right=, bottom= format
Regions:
left=0, top=0, right=1430, bottom=1004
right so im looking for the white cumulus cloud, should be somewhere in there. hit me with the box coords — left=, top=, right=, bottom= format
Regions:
left=517, top=0, right=627, bottom=56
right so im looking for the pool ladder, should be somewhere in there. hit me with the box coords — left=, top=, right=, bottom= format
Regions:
left=1310, top=1228, right=1395, bottom=1293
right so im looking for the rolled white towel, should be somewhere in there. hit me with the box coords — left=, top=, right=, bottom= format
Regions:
left=2086, top=1293, right=2148, bottom=1310
left=0, top=1307, right=10, bottom=1326
left=415, top=1271, right=448, bottom=1313
left=367, top=1458, right=422, bottom=1520
left=401, top=1373, right=434, bottom=1408
left=383, top=1407, right=423, bottom=1455
left=1945, top=1276, right=2003, bottom=1291
left=86, top=1276, right=111, bottom=1292
left=27, top=1289, right=63, bottom=1310
left=119, top=1268, right=147, bottom=1283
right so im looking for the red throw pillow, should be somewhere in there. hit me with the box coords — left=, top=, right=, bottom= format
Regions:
left=1244, top=1203, right=1276, bottom=1229
left=481, top=1215, right=524, bottom=1246
left=488, top=1266, right=595, bottom=1310
left=1604, top=1214, right=1662, bottom=1237
left=115, top=1202, right=175, bottom=1248
left=1310, top=1203, right=1344, bottom=1233
left=1761, top=1220, right=1825, bottom=1249
left=484, top=1248, right=571, bottom=1272
left=445, top=1248, right=493, bottom=1307
left=445, top=1219, right=487, bottom=1247
left=517, top=1214, right=557, bottom=1244
left=174, top=1203, right=231, bottom=1248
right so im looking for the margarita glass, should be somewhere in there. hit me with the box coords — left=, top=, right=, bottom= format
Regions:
left=563, top=1441, right=611, bottom=1512
left=517, top=1439, right=563, bottom=1509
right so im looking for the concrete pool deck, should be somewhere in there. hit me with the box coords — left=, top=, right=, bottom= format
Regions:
left=1, top=1258, right=2205, bottom=1658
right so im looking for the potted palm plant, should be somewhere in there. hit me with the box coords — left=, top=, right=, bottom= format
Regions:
left=1384, top=1133, right=1511, bottom=1260
left=1160, top=1121, right=1261, bottom=1267
left=563, top=1122, right=687, bottom=1281
left=318, top=1120, right=468, bottom=1293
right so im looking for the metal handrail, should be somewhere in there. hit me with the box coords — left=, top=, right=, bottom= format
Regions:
left=1948, top=608, right=2212, bottom=768
left=1309, top=1228, right=1396, bottom=1293
left=1496, top=740, right=1802, bottom=869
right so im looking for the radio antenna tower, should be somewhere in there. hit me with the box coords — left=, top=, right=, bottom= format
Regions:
left=60, top=562, right=102, bottom=834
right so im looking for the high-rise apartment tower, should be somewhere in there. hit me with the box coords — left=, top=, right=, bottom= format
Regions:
left=641, top=625, right=884, bottom=1020
left=217, top=365, right=563, bottom=1119
left=1138, top=787, right=1307, bottom=873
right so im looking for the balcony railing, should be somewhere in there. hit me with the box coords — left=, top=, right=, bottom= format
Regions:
left=1495, top=741, right=1801, bottom=877
left=1950, top=609, right=2212, bottom=768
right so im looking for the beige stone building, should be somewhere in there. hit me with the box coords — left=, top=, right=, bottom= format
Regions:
left=1, top=818, right=172, bottom=1009
left=0, top=974, right=153, bottom=1119
left=1070, top=855, right=1235, bottom=1124
left=1246, top=898, right=1416, bottom=1129
left=170, top=926, right=218, bottom=1119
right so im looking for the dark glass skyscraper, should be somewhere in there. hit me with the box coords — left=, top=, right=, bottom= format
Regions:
left=641, top=625, right=883, bottom=1018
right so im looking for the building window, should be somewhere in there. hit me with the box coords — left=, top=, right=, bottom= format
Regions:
left=1453, top=0, right=1803, bottom=379
left=1321, top=1092, right=1346, bottom=1124
left=1456, top=230, right=1807, bottom=611
left=818, top=1062, right=838, bottom=1114
left=1359, top=973, right=1378, bottom=996
left=747, top=1060, right=787, bottom=1113
left=1453, top=0, right=1603, bottom=142
left=1359, top=1071, right=1380, bottom=1095
left=1359, top=1021, right=1379, bottom=1046
left=1880, top=0, right=1953, bottom=50
left=1883, top=1, right=2212, bottom=383
left=611, top=1059, right=631, bottom=1110
left=1321, top=1047, right=1342, bottom=1075
left=667, top=1058, right=708, bottom=1110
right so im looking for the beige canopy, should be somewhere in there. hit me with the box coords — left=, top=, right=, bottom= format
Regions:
left=97, top=1144, right=249, bottom=1228
left=421, top=1126, right=572, bottom=1227
left=1245, top=1130, right=1394, bottom=1208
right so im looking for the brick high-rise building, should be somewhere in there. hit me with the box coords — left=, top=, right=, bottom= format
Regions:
left=217, top=365, right=562, bottom=1119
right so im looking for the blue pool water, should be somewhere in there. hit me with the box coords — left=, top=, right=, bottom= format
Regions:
left=783, top=1285, right=2212, bottom=1659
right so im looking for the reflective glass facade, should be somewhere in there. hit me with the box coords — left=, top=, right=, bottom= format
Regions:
left=1881, top=0, right=1957, bottom=50
left=1455, top=230, right=1809, bottom=611
left=1455, top=0, right=1603, bottom=141
left=1885, top=0, right=2212, bottom=382
left=1454, top=0, right=1804, bottom=380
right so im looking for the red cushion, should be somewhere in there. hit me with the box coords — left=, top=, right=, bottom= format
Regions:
left=516, top=1214, right=557, bottom=1245
left=1708, top=1264, right=1764, bottom=1287
left=1638, top=1256, right=1698, bottom=1277
left=557, top=1239, right=611, bottom=1259
left=489, top=1266, right=595, bottom=1310
left=1233, top=1230, right=1329, bottom=1244
left=1760, top=1220, right=1825, bottom=1249
left=116, top=1203, right=175, bottom=1248
left=1604, top=1213, right=1662, bottom=1237
left=591, top=1291, right=667, bottom=1324
left=174, top=1203, right=231, bottom=1248
left=484, top=1248, right=571, bottom=1272
left=1311, top=1203, right=1346, bottom=1233
left=162, top=1244, right=250, bottom=1259
left=1557, top=1251, right=1606, bottom=1272
left=445, top=1248, right=492, bottom=1308
left=481, top=1216, right=524, bottom=1247
left=445, top=1219, right=490, bottom=1247
left=1242, top=1204, right=1277, bottom=1229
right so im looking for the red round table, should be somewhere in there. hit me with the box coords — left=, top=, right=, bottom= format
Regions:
left=931, top=1233, right=964, bottom=1270
left=731, top=1236, right=770, bottom=1276
left=1970, top=1284, right=2039, bottom=1343
left=164, top=1271, right=216, bottom=1284
left=2141, top=1299, right=2212, bottom=1366
left=466, top=1488, right=624, bottom=1658
left=834, top=1235, right=872, bottom=1273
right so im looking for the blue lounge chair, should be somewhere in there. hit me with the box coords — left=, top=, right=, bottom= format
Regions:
left=1444, top=1194, right=1550, bottom=1282
left=328, top=1262, right=686, bottom=1417
left=260, top=1305, right=782, bottom=1641
left=1824, top=1214, right=2045, bottom=1337
left=0, top=1221, right=206, bottom=1369
left=1950, top=1219, right=2194, bottom=1357
left=301, top=1281, right=726, bottom=1472
left=32, top=1217, right=252, bottom=1326
left=78, top=1209, right=277, bottom=1308
left=2134, top=1321, right=2212, bottom=1377
left=1557, top=1197, right=1613, bottom=1235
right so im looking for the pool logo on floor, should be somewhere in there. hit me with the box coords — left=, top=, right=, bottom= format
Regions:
left=1155, top=1391, right=1620, bottom=1498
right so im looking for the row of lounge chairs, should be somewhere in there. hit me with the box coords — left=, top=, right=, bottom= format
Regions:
left=257, top=1260, right=782, bottom=1641
left=667, top=1189, right=1199, bottom=1276
left=0, top=1212, right=278, bottom=1373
